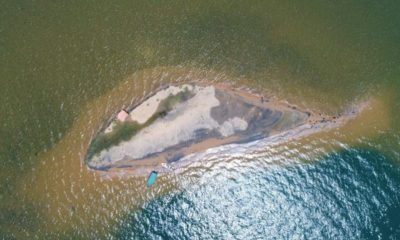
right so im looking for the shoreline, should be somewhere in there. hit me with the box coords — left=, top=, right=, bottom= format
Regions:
left=85, top=82, right=368, bottom=178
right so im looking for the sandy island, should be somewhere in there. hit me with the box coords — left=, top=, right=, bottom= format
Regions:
left=85, top=83, right=365, bottom=177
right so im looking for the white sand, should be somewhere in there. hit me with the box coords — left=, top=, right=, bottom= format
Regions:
left=218, top=117, right=248, bottom=137
left=90, top=86, right=250, bottom=166
left=129, top=84, right=194, bottom=124
left=87, top=83, right=369, bottom=175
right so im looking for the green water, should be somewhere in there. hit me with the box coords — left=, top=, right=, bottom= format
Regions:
left=1, top=1, right=400, bottom=238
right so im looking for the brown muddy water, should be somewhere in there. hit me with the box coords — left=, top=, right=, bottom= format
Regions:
left=1, top=1, right=400, bottom=239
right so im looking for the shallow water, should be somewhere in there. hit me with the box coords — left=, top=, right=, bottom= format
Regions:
left=1, top=1, right=400, bottom=239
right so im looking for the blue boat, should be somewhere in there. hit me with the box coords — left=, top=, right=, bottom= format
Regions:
left=146, top=171, right=158, bottom=187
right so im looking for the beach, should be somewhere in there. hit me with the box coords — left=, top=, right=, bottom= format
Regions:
left=85, top=83, right=366, bottom=177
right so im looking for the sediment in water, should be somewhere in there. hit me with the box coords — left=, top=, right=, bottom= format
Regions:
left=85, top=83, right=364, bottom=176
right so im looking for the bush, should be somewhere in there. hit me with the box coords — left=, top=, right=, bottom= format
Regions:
left=86, top=87, right=195, bottom=162
left=86, top=121, right=141, bottom=162
left=158, top=87, right=194, bottom=111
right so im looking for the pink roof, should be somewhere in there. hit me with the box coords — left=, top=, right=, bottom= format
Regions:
left=117, top=110, right=130, bottom=122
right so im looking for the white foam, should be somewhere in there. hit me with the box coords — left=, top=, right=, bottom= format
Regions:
left=89, top=85, right=255, bottom=167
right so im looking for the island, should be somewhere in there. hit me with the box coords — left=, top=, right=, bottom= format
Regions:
left=84, top=83, right=360, bottom=176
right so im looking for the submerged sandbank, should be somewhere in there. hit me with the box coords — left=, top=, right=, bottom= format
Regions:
left=85, top=83, right=365, bottom=176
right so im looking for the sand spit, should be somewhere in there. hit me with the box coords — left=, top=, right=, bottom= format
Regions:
left=85, top=83, right=365, bottom=177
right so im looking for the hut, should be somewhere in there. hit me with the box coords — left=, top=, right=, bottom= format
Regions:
left=117, top=110, right=130, bottom=122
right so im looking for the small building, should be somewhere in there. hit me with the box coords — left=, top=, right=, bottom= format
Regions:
left=117, top=110, right=130, bottom=122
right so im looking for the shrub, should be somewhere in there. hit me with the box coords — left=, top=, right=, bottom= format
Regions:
left=85, top=121, right=141, bottom=162
left=156, top=87, right=194, bottom=113
left=86, top=87, right=195, bottom=162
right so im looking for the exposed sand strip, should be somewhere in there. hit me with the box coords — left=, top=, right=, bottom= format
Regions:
left=86, top=83, right=367, bottom=176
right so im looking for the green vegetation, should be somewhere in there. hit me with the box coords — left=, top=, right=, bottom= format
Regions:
left=86, top=88, right=195, bottom=162
left=156, top=87, right=195, bottom=113
left=85, top=121, right=141, bottom=162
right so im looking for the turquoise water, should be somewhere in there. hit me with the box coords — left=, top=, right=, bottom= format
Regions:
left=1, top=0, right=400, bottom=238
left=116, top=149, right=400, bottom=239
